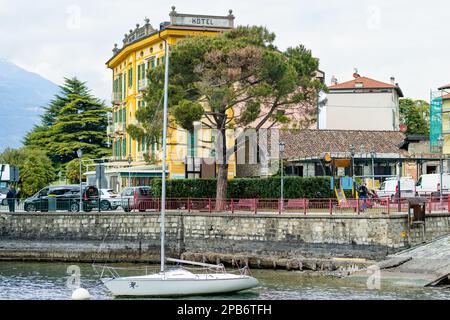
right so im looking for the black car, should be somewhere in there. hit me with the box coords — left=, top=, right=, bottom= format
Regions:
left=24, top=185, right=100, bottom=212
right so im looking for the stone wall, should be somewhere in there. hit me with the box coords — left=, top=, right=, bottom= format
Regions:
left=0, top=212, right=449, bottom=262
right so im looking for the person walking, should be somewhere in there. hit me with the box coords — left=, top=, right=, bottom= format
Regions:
left=6, top=186, right=16, bottom=213
left=358, top=183, right=369, bottom=211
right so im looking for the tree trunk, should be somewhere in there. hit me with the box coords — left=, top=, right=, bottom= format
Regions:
left=215, top=125, right=228, bottom=211
left=216, top=163, right=229, bottom=211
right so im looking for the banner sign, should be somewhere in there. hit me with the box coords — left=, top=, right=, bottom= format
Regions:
left=430, top=93, right=443, bottom=151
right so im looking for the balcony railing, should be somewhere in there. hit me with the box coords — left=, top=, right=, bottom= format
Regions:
left=111, top=92, right=123, bottom=104
left=113, top=122, right=126, bottom=134
left=138, top=79, right=149, bottom=91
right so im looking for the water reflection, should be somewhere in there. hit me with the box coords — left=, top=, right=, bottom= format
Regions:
left=0, top=262, right=448, bottom=300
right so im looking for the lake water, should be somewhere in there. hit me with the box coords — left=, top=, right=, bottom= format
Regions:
left=0, top=262, right=448, bottom=300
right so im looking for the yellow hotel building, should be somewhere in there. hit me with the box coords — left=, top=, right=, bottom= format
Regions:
left=103, top=7, right=237, bottom=189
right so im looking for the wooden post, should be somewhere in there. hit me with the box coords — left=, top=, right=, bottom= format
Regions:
left=304, top=198, right=307, bottom=215
left=254, top=199, right=258, bottom=214
left=329, top=199, right=333, bottom=215
left=187, top=198, right=191, bottom=213
left=231, top=199, right=234, bottom=214
left=208, top=198, right=212, bottom=213
left=357, top=198, right=360, bottom=215
left=387, top=198, right=390, bottom=215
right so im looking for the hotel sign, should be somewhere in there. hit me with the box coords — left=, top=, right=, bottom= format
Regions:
left=169, top=7, right=235, bottom=29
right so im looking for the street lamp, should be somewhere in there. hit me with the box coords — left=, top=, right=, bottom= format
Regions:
left=76, top=148, right=83, bottom=211
left=127, top=154, right=133, bottom=187
left=438, top=136, right=444, bottom=204
left=279, top=141, right=286, bottom=212
left=350, top=144, right=355, bottom=197
left=370, top=150, right=376, bottom=189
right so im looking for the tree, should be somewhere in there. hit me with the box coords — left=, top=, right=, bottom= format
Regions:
left=24, top=77, right=111, bottom=166
left=0, top=147, right=55, bottom=197
left=399, top=98, right=430, bottom=135
left=131, top=26, right=324, bottom=208
left=65, top=157, right=94, bottom=184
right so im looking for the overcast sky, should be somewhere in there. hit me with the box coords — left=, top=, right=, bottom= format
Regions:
left=1, top=0, right=449, bottom=101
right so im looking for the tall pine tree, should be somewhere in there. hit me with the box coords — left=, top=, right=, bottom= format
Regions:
left=24, top=77, right=111, bottom=166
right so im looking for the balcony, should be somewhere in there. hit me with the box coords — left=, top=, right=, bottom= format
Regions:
left=111, top=92, right=122, bottom=105
left=113, top=122, right=126, bottom=135
left=138, top=79, right=149, bottom=91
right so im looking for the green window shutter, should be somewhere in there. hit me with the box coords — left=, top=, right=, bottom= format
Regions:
left=151, top=59, right=155, bottom=69
left=123, top=138, right=127, bottom=156
left=123, top=108, right=127, bottom=124
left=138, top=64, right=141, bottom=81
left=162, top=56, right=165, bottom=64
left=119, top=108, right=122, bottom=122
left=142, top=64, right=146, bottom=80
left=147, top=61, right=150, bottom=73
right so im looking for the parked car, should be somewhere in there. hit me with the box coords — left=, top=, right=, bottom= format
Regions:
left=0, top=191, right=6, bottom=206
left=415, top=173, right=450, bottom=196
left=99, top=189, right=121, bottom=211
left=24, top=185, right=100, bottom=212
left=120, top=186, right=154, bottom=212
left=376, top=177, right=416, bottom=200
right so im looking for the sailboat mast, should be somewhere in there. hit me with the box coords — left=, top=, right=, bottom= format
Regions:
left=160, top=40, right=170, bottom=273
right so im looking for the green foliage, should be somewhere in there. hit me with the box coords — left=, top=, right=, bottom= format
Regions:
left=24, top=77, right=111, bottom=165
left=399, top=98, right=430, bottom=135
left=172, top=100, right=204, bottom=131
left=64, top=158, right=93, bottom=184
left=150, top=177, right=333, bottom=199
left=0, top=147, right=55, bottom=197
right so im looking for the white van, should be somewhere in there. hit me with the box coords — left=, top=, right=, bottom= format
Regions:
left=376, top=177, right=416, bottom=199
left=415, top=173, right=450, bottom=196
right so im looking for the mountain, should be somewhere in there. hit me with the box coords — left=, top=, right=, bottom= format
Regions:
left=0, top=58, right=59, bottom=151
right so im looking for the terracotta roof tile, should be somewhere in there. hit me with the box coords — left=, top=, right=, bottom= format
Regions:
left=329, top=76, right=395, bottom=90
left=443, top=93, right=450, bottom=100
left=279, top=129, right=406, bottom=160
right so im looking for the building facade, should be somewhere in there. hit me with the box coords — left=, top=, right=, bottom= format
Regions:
left=318, top=73, right=404, bottom=131
left=102, top=7, right=237, bottom=189
left=439, top=83, right=450, bottom=154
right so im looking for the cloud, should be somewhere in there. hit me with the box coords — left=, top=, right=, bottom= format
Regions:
left=1, top=0, right=449, bottom=101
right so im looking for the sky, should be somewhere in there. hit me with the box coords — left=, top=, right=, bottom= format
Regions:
left=0, top=0, right=449, bottom=101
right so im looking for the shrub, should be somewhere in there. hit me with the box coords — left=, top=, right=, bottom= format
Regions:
left=151, top=176, right=334, bottom=199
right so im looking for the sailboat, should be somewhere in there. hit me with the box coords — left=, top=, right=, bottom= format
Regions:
left=98, top=39, right=259, bottom=297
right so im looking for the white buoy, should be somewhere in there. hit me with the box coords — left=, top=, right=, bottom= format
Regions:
left=71, top=288, right=91, bottom=300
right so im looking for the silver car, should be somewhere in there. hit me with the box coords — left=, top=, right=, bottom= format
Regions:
left=99, top=189, right=122, bottom=211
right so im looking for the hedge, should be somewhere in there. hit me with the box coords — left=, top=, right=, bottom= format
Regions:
left=150, top=177, right=335, bottom=199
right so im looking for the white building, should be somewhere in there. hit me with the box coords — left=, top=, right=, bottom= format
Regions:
left=318, top=73, right=404, bottom=131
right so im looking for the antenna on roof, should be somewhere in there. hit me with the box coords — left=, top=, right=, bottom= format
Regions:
left=331, top=75, right=338, bottom=85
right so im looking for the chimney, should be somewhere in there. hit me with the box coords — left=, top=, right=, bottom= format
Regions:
left=331, top=75, right=338, bottom=86
left=390, top=77, right=395, bottom=85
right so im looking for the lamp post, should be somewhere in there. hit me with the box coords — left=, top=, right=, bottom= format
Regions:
left=279, top=141, right=286, bottom=213
left=127, top=154, right=132, bottom=188
left=76, top=148, right=83, bottom=210
left=370, top=150, right=376, bottom=189
left=438, top=136, right=444, bottom=204
left=350, top=144, right=355, bottom=197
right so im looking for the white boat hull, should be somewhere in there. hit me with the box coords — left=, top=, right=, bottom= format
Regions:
left=101, top=269, right=259, bottom=297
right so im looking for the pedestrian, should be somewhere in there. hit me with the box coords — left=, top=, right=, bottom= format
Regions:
left=16, top=188, right=21, bottom=206
left=358, top=183, right=369, bottom=211
left=6, top=186, right=16, bottom=213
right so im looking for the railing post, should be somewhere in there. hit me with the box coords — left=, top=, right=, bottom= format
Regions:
left=188, top=197, right=191, bottom=213
left=254, top=199, right=258, bottom=214
left=304, top=198, right=307, bottom=215
left=231, top=198, right=234, bottom=214
left=447, top=195, right=450, bottom=213
left=208, top=198, right=212, bottom=213
left=428, top=196, right=432, bottom=214
left=329, top=199, right=332, bottom=215
left=357, top=198, right=360, bottom=215
left=387, top=198, right=390, bottom=215
left=278, top=198, right=281, bottom=215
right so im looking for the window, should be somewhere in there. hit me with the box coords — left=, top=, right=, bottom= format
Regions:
left=123, top=138, right=127, bottom=156
left=151, top=59, right=155, bottom=69
left=188, top=129, right=197, bottom=157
